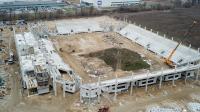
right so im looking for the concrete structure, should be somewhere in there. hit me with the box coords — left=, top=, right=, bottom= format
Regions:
left=15, top=17, right=200, bottom=101
left=15, top=24, right=81, bottom=96
left=119, top=24, right=200, bottom=67
left=80, top=0, right=141, bottom=8
left=69, top=17, right=200, bottom=102
left=80, top=64, right=199, bottom=101
left=15, top=31, right=50, bottom=95
left=56, top=19, right=103, bottom=35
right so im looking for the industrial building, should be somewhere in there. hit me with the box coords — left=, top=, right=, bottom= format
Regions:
left=80, top=0, right=141, bottom=8
left=0, top=0, right=68, bottom=11
left=192, top=0, right=200, bottom=4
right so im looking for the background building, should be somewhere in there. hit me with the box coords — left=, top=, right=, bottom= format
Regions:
left=0, top=0, right=68, bottom=10
left=192, top=0, right=200, bottom=4
left=80, top=0, right=141, bottom=8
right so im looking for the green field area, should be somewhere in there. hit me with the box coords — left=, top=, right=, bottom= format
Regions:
left=85, top=48, right=150, bottom=71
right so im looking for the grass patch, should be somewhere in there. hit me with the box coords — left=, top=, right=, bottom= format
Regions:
left=85, top=48, right=150, bottom=71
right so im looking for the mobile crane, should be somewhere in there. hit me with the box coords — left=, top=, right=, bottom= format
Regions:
left=165, top=20, right=197, bottom=67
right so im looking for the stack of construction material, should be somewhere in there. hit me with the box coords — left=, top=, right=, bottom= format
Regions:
left=187, top=102, right=200, bottom=112
left=146, top=106, right=181, bottom=112
left=0, top=69, right=6, bottom=97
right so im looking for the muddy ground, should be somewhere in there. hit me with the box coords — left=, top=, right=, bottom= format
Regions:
left=111, top=6, right=200, bottom=49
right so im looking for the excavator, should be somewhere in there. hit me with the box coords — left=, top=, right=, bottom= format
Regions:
left=165, top=20, right=197, bottom=67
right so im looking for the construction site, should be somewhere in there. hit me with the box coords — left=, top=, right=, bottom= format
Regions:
left=0, top=2, right=200, bottom=112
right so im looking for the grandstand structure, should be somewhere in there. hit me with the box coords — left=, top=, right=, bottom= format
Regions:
left=15, top=24, right=81, bottom=96
left=15, top=17, right=200, bottom=102
left=53, top=17, right=200, bottom=102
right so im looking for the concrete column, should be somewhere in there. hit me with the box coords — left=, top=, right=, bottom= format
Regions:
left=196, top=68, right=199, bottom=81
left=89, top=88, right=91, bottom=105
left=172, top=66, right=177, bottom=86
left=130, top=73, right=134, bottom=96
left=27, top=89, right=30, bottom=97
left=54, top=81, right=57, bottom=96
left=80, top=80, right=83, bottom=103
left=53, top=75, right=57, bottom=96
left=114, top=74, right=118, bottom=101
left=172, top=74, right=175, bottom=86
left=197, top=58, right=200, bottom=81
left=97, top=77, right=101, bottom=103
left=185, top=74, right=188, bottom=84
left=80, top=89, right=83, bottom=103
left=159, top=68, right=163, bottom=89
left=63, top=83, right=65, bottom=98
left=145, top=71, right=149, bottom=92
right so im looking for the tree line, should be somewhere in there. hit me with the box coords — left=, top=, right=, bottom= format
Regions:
left=0, top=7, right=103, bottom=22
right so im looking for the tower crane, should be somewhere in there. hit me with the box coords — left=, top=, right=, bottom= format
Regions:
left=165, top=20, right=197, bottom=67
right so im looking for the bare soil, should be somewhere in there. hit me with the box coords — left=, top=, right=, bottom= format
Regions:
left=52, top=32, right=166, bottom=83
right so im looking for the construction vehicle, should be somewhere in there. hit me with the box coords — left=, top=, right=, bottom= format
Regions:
left=98, top=106, right=109, bottom=112
left=7, top=51, right=14, bottom=64
left=7, top=27, right=15, bottom=64
left=165, top=20, right=197, bottom=67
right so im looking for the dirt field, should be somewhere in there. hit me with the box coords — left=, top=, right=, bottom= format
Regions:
left=111, top=6, right=200, bottom=49
left=51, top=32, right=167, bottom=83
left=110, top=80, right=200, bottom=112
